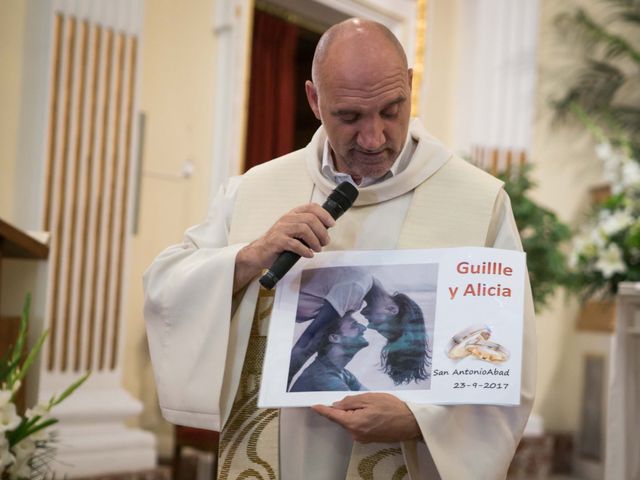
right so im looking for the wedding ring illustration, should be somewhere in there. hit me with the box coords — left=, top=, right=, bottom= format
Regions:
left=465, top=340, right=510, bottom=363
left=447, top=325, right=492, bottom=359
left=447, top=324, right=510, bottom=363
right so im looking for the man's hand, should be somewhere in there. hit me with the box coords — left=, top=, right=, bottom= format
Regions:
left=233, top=204, right=335, bottom=292
left=311, top=393, right=422, bottom=443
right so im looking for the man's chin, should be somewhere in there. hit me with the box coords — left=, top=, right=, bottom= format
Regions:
left=353, top=166, right=391, bottom=180
left=348, top=153, right=395, bottom=176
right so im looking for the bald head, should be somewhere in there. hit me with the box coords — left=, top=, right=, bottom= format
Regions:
left=304, top=18, right=413, bottom=184
left=311, top=18, right=408, bottom=89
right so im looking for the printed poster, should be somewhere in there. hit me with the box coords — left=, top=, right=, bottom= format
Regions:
left=258, top=247, right=526, bottom=408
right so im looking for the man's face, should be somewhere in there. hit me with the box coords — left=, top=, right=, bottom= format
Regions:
left=329, top=315, right=369, bottom=354
left=306, top=44, right=412, bottom=183
left=361, top=296, right=400, bottom=340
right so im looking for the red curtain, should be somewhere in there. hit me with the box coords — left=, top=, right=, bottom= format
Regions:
left=244, top=10, right=299, bottom=172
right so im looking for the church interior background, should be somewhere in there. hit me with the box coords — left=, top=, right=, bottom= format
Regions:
left=1, top=0, right=638, bottom=478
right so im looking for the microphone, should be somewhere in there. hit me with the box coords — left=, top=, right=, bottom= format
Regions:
left=259, top=181, right=359, bottom=290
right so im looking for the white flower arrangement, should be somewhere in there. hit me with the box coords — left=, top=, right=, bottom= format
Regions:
left=570, top=141, right=640, bottom=297
left=1, top=295, right=89, bottom=480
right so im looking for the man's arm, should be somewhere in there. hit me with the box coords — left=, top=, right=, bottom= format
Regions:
left=143, top=180, right=247, bottom=429
left=144, top=182, right=336, bottom=428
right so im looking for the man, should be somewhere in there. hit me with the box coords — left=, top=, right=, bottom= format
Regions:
left=290, top=314, right=369, bottom=392
left=144, top=17, right=535, bottom=479
left=289, top=266, right=377, bottom=383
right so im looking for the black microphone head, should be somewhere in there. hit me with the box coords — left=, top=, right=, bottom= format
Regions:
left=322, top=181, right=359, bottom=220
left=259, top=270, right=279, bottom=290
left=329, top=181, right=359, bottom=210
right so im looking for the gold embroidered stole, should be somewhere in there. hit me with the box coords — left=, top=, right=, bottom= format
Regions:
left=345, top=445, right=409, bottom=479
left=218, top=287, right=279, bottom=479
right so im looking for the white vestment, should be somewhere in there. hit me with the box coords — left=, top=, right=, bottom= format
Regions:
left=144, top=119, right=536, bottom=479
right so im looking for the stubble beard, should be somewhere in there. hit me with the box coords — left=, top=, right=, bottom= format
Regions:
left=341, top=148, right=398, bottom=182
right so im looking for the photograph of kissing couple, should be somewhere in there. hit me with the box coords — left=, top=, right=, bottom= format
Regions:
left=287, top=264, right=438, bottom=393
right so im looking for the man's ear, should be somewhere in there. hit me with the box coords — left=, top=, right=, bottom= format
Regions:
left=408, top=68, right=413, bottom=92
left=305, top=80, right=321, bottom=120
left=328, top=333, right=341, bottom=344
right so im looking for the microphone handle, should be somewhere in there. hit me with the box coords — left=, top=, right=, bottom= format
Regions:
left=259, top=251, right=302, bottom=290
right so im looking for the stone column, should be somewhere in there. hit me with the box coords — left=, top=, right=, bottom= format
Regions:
left=605, top=282, right=640, bottom=480
left=16, top=0, right=156, bottom=476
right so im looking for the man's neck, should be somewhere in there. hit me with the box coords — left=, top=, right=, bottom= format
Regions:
left=323, top=348, right=356, bottom=369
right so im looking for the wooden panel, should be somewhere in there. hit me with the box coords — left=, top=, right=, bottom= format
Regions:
left=577, top=301, right=616, bottom=332
left=99, top=32, right=126, bottom=371
left=41, top=13, right=138, bottom=374
left=74, top=22, right=102, bottom=373
left=111, top=36, right=138, bottom=370
left=87, top=28, right=114, bottom=372
left=44, top=14, right=64, bottom=232
left=47, top=15, right=77, bottom=371
left=60, top=19, right=90, bottom=372
left=470, top=145, right=530, bottom=178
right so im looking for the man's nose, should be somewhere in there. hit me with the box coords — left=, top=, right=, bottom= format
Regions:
left=356, top=116, right=385, bottom=151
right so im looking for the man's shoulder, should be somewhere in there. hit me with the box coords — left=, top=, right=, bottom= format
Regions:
left=228, top=146, right=314, bottom=243
left=442, top=156, right=504, bottom=188
left=243, top=148, right=308, bottom=179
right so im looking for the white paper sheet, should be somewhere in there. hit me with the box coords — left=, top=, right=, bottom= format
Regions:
left=259, top=247, right=526, bottom=407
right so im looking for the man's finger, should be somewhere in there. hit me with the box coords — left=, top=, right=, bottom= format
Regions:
left=294, top=212, right=331, bottom=246
left=284, top=222, right=323, bottom=252
left=311, top=404, right=350, bottom=427
left=331, top=394, right=370, bottom=410
left=292, top=203, right=336, bottom=228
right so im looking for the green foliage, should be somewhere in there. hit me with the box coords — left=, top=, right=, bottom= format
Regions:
left=553, top=0, right=640, bottom=300
left=2, top=295, right=90, bottom=479
left=553, top=0, right=640, bottom=155
left=1, top=295, right=45, bottom=394
left=499, top=166, right=573, bottom=310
